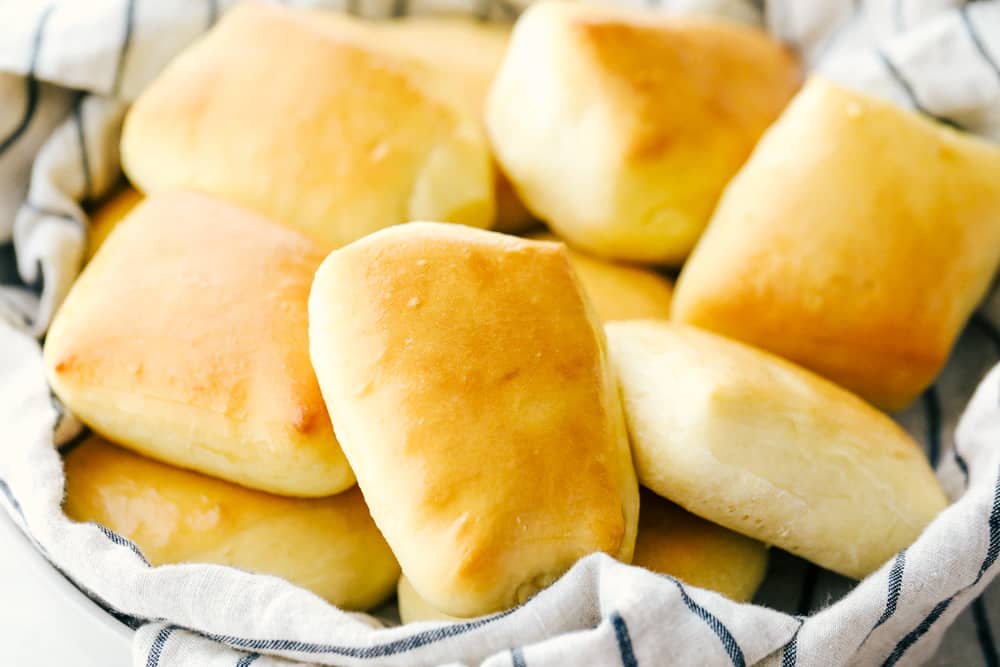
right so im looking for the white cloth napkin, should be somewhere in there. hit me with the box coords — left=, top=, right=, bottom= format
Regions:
left=1, top=1, right=1000, bottom=665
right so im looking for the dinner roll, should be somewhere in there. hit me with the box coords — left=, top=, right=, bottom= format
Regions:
left=634, top=489, right=767, bottom=602
left=672, top=77, right=1000, bottom=410
left=529, top=232, right=672, bottom=321
left=368, top=16, right=534, bottom=233
left=121, top=3, right=493, bottom=249
left=606, top=320, right=948, bottom=579
left=44, top=191, right=353, bottom=497
left=85, top=185, right=141, bottom=261
left=63, top=437, right=398, bottom=610
left=398, top=576, right=461, bottom=624
left=397, top=489, right=766, bottom=623
left=487, top=1, right=800, bottom=264
left=309, top=222, right=638, bottom=617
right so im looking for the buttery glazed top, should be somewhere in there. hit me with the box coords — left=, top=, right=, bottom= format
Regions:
left=63, top=436, right=397, bottom=610
left=570, top=9, right=802, bottom=164
left=121, top=3, right=493, bottom=249
left=44, top=191, right=352, bottom=496
left=309, top=222, right=638, bottom=617
left=672, top=77, right=1000, bottom=409
left=485, top=1, right=801, bottom=263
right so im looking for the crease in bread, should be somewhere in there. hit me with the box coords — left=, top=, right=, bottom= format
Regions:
left=671, top=76, right=1000, bottom=410
left=367, top=15, right=536, bottom=233
left=606, top=320, right=948, bottom=579
left=121, top=3, right=494, bottom=249
left=85, top=185, right=142, bottom=261
left=528, top=231, right=673, bottom=321
left=309, top=221, right=639, bottom=617
left=63, top=436, right=398, bottom=610
left=44, top=191, right=353, bottom=497
left=633, top=488, right=767, bottom=603
left=486, top=1, right=801, bottom=264
left=397, top=486, right=767, bottom=624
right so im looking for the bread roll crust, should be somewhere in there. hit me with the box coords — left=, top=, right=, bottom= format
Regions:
left=487, top=1, right=800, bottom=264
left=44, top=191, right=353, bottom=497
left=309, top=222, right=638, bottom=617
left=607, top=320, right=948, bottom=579
left=85, top=185, right=141, bottom=261
left=121, top=3, right=493, bottom=249
left=397, top=575, right=461, bottom=624
left=63, top=437, right=398, bottom=610
left=529, top=232, right=673, bottom=321
left=398, top=489, right=768, bottom=623
left=671, top=77, right=1000, bottom=410
left=369, top=16, right=535, bottom=234
left=634, top=489, right=767, bottom=603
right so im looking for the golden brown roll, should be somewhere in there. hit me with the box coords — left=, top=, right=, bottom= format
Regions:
left=63, top=437, right=398, bottom=610
left=671, top=77, right=1000, bottom=410
left=121, top=3, right=493, bottom=249
left=397, top=488, right=766, bottom=623
left=486, top=1, right=801, bottom=264
left=44, top=191, right=353, bottom=497
left=85, top=186, right=142, bottom=261
left=309, top=222, right=639, bottom=617
left=397, top=576, right=461, bottom=624
left=374, top=16, right=510, bottom=109
left=529, top=232, right=672, bottom=321
left=633, top=489, right=767, bottom=603
left=372, top=16, right=535, bottom=233
left=606, top=320, right=948, bottom=579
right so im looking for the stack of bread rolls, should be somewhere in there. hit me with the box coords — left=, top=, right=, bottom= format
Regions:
left=46, top=0, right=1000, bottom=621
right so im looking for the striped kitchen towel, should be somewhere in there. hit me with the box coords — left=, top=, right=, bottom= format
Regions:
left=2, top=0, right=1000, bottom=665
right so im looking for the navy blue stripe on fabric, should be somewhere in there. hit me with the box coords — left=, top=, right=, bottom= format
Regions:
left=860, top=552, right=907, bottom=649
left=96, top=523, right=151, bottom=566
left=976, top=472, right=1000, bottom=583
left=510, top=646, right=526, bottom=667
left=112, top=0, right=136, bottom=96
left=971, top=596, right=999, bottom=667
left=610, top=612, right=638, bottom=667
left=235, top=653, right=260, bottom=667
left=672, top=579, right=745, bottom=667
left=876, top=49, right=963, bottom=130
left=780, top=617, right=804, bottom=667
left=147, top=625, right=177, bottom=667
left=71, top=93, right=92, bottom=201
left=874, top=552, right=907, bottom=631
left=0, top=489, right=147, bottom=630
left=52, top=560, right=146, bottom=630
left=961, top=4, right=1000, bottom=81
left=923, top=388, right=942, bottom=466
left=882, top=469, right=1000, bottom=665
left=882, top=598, right=954, bottom=667
left=202, top=606, right=518, bottom=657
left=956, top=449, right=971, bottom=486
left=0, top=5, right=54, bottom=155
